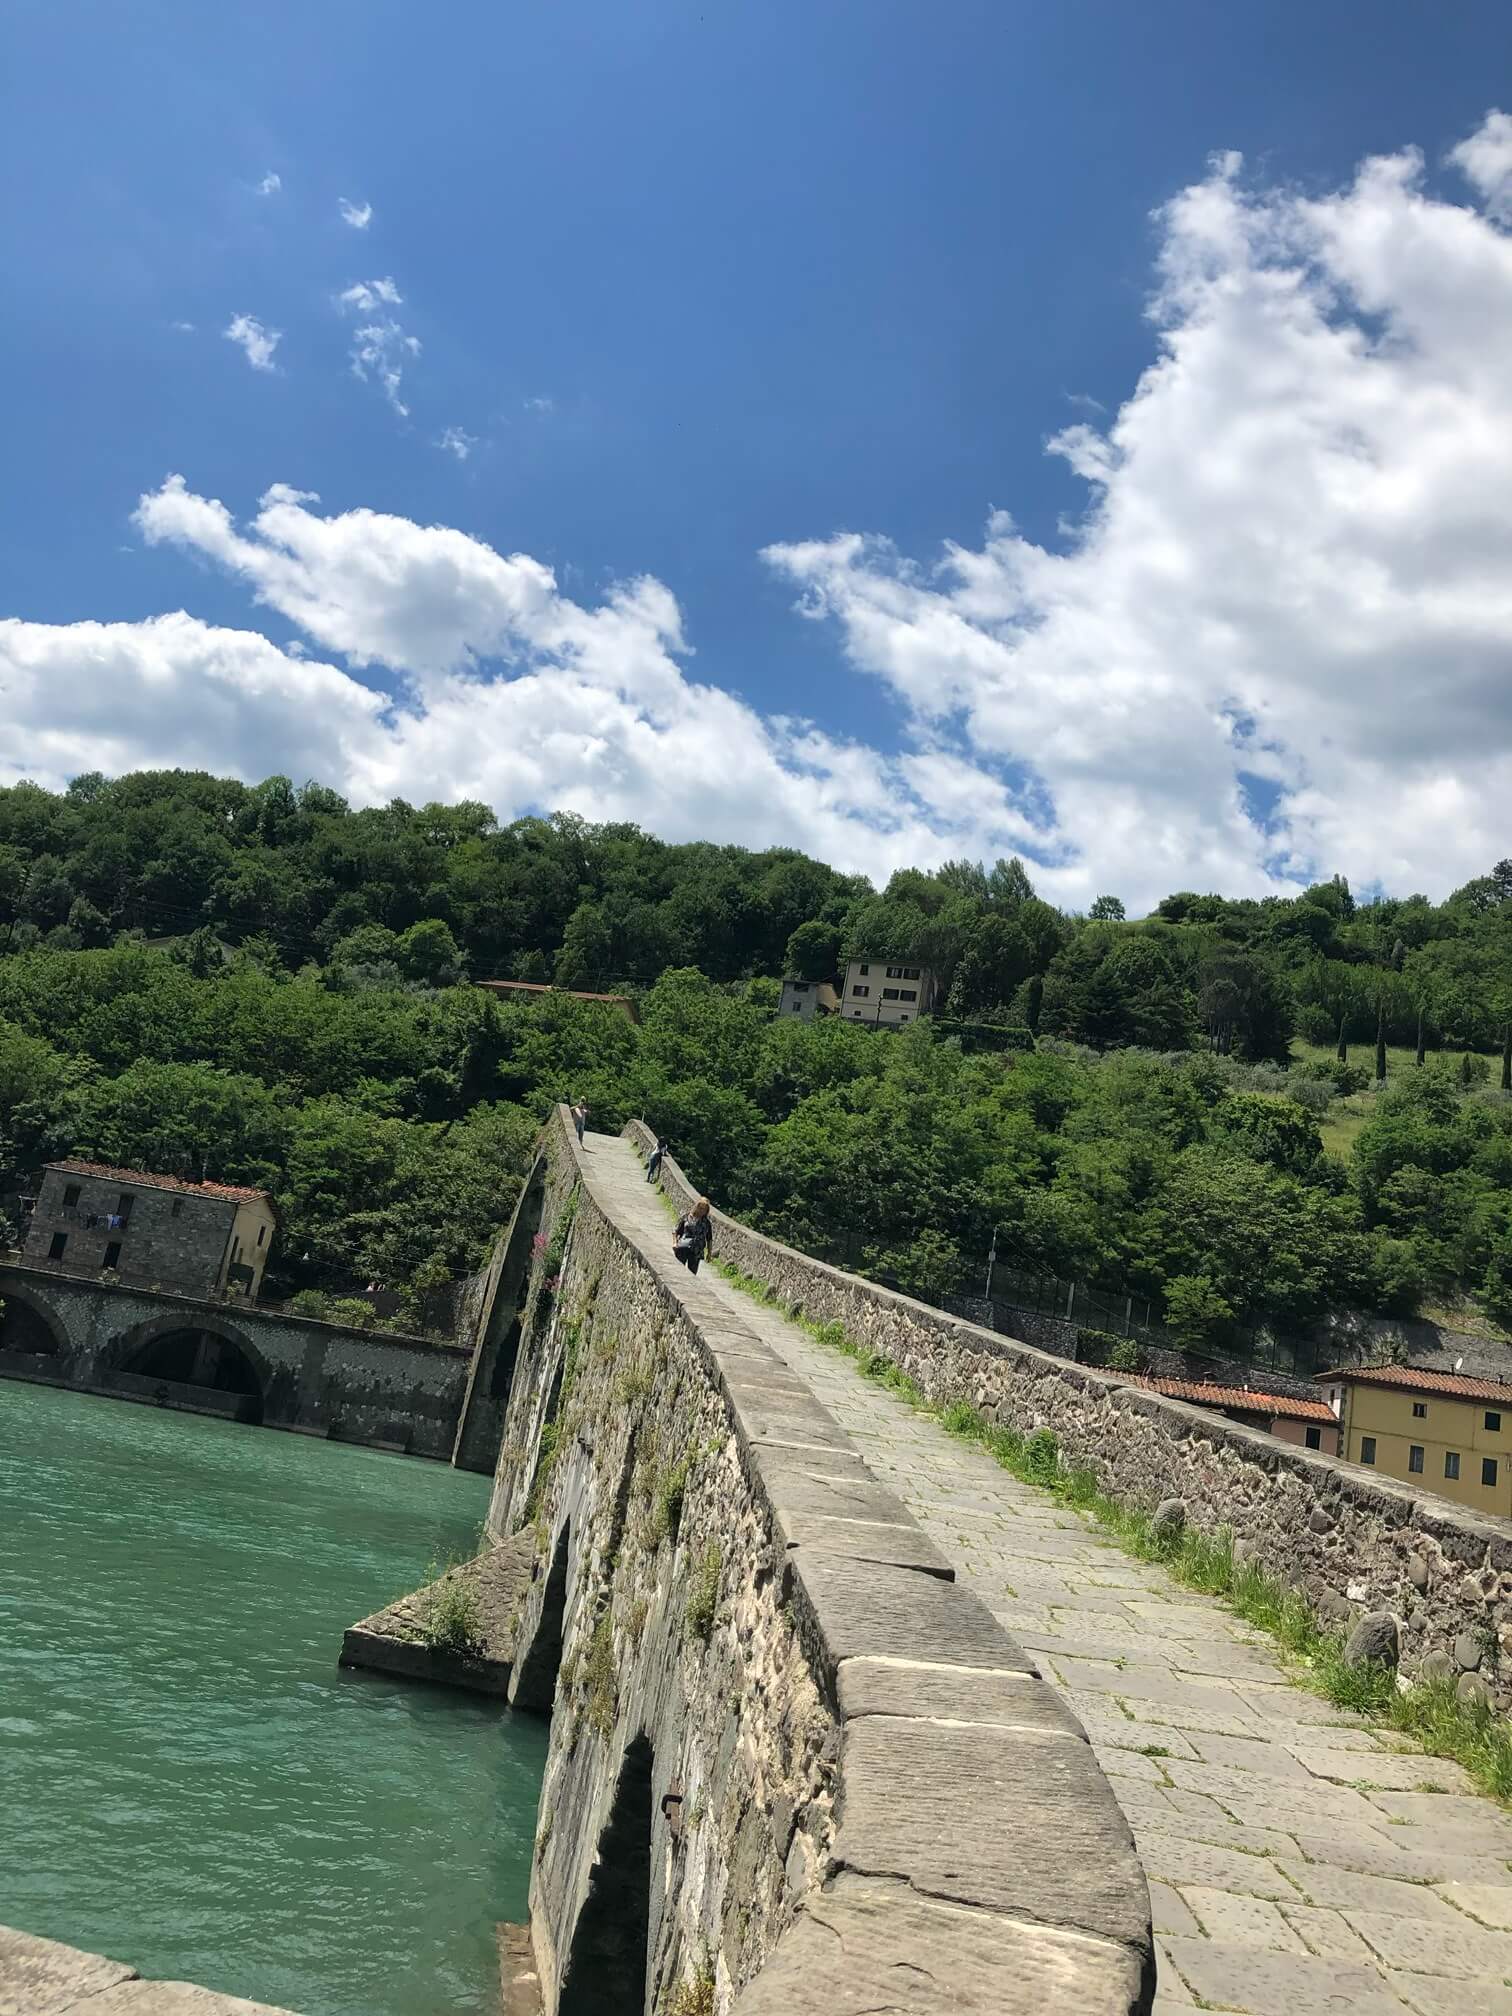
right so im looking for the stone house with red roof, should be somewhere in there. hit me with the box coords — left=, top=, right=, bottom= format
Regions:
left=24, top=1161, right=277, bottom=1301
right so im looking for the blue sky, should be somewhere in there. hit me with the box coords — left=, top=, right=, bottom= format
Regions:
left=4, top=2, right=1512, bottom=908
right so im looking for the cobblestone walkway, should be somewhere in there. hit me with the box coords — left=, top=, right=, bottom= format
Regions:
left=592, top=1135, right=1512, bottom=2016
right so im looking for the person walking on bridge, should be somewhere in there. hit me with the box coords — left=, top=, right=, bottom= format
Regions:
left=646, top=1136, right=668, bottom=1183
left=571, top=1100, right=588, bottom=1145
left=672, top=1197, right=713, bottom=1276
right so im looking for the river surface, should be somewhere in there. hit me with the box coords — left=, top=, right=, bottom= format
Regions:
left=0, top=1380, right=547, bottom=2016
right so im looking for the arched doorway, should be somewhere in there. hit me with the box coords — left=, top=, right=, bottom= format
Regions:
left=102, top=1319, right=268, bottom=1425
left=0, top=1283, right=69, bottom=1360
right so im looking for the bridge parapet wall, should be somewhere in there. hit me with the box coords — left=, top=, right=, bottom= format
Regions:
left=498, top=1110, right=1151, bottom=2015
left=626, top=1121, right=1512, bottom=1712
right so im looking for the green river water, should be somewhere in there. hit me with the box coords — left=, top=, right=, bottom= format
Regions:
left=0, top=1379, right=548, bottom=2016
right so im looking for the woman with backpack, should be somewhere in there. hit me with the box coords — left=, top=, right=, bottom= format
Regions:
left=672, top=1197, right=714, bottom=1276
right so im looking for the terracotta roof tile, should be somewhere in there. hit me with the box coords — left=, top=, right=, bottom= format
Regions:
left=48, top=1160, right=273, bottom=1207
left=1123, top=1371, right=1338, bottom=1425
left=1320, top=1362, right=1512, bottom=1405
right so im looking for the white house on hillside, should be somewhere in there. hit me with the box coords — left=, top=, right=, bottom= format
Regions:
left=840, top=960, right=939, bottom=1027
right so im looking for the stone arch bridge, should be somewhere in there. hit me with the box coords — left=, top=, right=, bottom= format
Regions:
left=0, top=1259, right=472, bottom=1458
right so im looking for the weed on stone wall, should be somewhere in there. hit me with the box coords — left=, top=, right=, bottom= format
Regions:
left=583, top=1611, right=617, bottom=1740
left=664, top=1961, right=715, bottom=2016
left=684, top=1542, right=722, bottom=1642
left=716, top=1265, right=1512, bottom=1805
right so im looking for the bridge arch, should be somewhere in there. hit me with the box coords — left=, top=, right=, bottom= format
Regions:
left=0, top=1279, right=71, bottom=1359
left=98, top=1311, right=273, bottom=1424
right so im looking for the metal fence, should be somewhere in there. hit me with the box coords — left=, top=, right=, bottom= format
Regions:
left=805, top=1233, right=1329, bottom=1384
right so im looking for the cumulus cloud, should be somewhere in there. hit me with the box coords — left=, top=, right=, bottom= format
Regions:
left=9, top=115, right=1512, bottom=903
left=338, top=197, right=373, bottom=230
left=523, top=394, right=555, bottom=416
left=764, top=111, right=1512, bottom=907
left=0, top=478, right=1011, bottom=876
left=1450, top=106, right=1512, bottom=221
left=223, top=314, right=281, bottom=372
left=255, top=172, right=282, bottom=197
left=436, top=426, right=476, bottom=461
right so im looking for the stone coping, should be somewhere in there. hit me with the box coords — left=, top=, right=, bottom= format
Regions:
left=0, top=1922, right=299, bottom=2014
left=624, top=1121, right=1512, bottom=1705
left=561, top=1112, right=1154, bottom=2014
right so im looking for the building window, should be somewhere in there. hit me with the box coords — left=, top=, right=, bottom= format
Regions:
left=898, top=1013, right=909, bottom=1023
left=899, top=988, right=917, bottom=1002
left=883, top=987, right=900, bottom=1000
left=1445, top=1451, right=1461, bottom=1481
left=1305, top=1426, right=1322, bottom=1450
left=171, top=1199, right=183, bottom=1218
left=1483, top=1458, right=1499, bottom=1488
left=48, top=1231, right=68, bottom=1261
left=858, top=962, right=870, bottom=976
left=1486, top=1411, right=1502, bottom=1432
left=103, top=1241, right=121, bottom=1270
left=1411, top=1401, right=1427, bottom=1418
left=790, top=981, right=809, bottom=992
left=1409, top=1445, right=1425, bottom=1474
left=62, top=1183, right=81, bottom=1207
left=852, top=985, right=869, bottom=998
left=116, top=1193, right=134, bottom=1226
left=1360, top=1436, right=1376, bottom=1464
left=257, top=1225, right=266, bottom=1247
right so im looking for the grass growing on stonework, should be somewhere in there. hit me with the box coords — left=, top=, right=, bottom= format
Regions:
left=664, top=1960, right=716, bottom=2016
left=711, top=1263, right=1512, bottom=1806
left=416, top=1563, right=485, bottom=1660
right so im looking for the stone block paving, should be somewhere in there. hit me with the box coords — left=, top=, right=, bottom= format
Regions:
left=593, top=1139, right=1512, bottom=2016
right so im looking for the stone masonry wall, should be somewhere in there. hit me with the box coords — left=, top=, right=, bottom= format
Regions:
left=493, top=1110, right=1152, bottom=2016
left=25, top=1167, right=237, bottom=1295
left=627, top=1121, right=1512, bottom=1714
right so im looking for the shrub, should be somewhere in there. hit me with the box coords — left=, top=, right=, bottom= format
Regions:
left=418, top=1570, right=484, bottom=1659
left=325, top=1296, right=380, bottom=1330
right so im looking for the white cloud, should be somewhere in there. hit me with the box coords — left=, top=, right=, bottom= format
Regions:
left=1450, top=106, right=1512, bottom=222
left=523, top=394, right=555, bottom=416
left=763, top=111, right=1512, bottom=908
left=338, top=197, right=373, bottom=230
left=10, top=115, right=1512, bottom=905
left=223, top=314, right=281, bottom=373
left=337, top=277, right=402, bottom=313
left=256, top=172, right=282, bottom=197
left=0, top=478, right=1029, bottom=879
left=349, top=323, right=420, bottom=416
left=437, top=426, right=476, bottom=461
left=171, top=321, right=196, bottom=334
left=336, top=281, right=416, bottom=416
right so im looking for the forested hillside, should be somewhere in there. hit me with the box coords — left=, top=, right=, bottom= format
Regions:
left=3, top=768, right=1512, bottom=1345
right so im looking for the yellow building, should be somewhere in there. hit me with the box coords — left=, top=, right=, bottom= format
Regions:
left=1322, top=1364, right=1512, bottom=1519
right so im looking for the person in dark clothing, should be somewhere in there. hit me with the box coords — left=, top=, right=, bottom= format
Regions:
left=672, top=1197, right=713, bottom=1275
left=646, top=1137, right=667, bottom=1182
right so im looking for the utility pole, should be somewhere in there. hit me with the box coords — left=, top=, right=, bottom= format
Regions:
left=984, top=1229, right=997, bottom=1303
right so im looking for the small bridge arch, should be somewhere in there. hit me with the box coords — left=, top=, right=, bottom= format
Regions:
left=0, top=1278, right=71, bottom=1359
left=99, top=1311, right=273, bottom=1424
